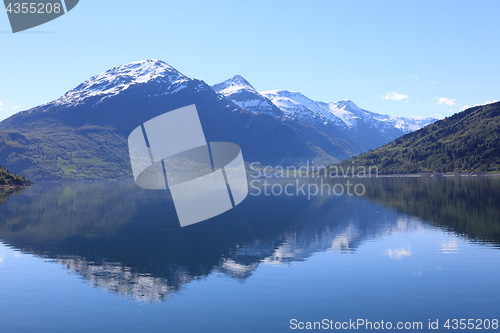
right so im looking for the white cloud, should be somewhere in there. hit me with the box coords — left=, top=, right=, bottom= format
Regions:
left=0, top=101, right=3, bottom=110
left=408, top=75, right=418, bottom=79
left=460, top=105, right=469, bottom=111
left=12, top=106, right=20, bottom=110
left=449, top=108, right=453, bottom=113
left=437, top=97, right=456, bottom=106
left=431, top=80, right=438, bottom=84
left=383, top=92, right=409, bottom=101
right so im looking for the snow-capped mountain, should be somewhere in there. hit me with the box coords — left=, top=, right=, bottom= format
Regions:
left=261, top=90, right=437, bottom=133
left=52, top=60, right=192, bottom=108
left=211, top=77, right=366, bottom=155
left=1, top=60, right=366, bottom=180
left=0, top=60, right=438, bottom=180
left=261, top=91, right=438, bottom=148
left=210, top=75, right=284, bottom=118
left=263, top=91, right=437, bottom=150
left=313, top=99, right=437, bottom=133
left=213, top=76, right=437, bottom=150
left=260, top=90, right=345, bottom=128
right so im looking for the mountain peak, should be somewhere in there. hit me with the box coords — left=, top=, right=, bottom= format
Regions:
left=51, top=59, right=190, bottom=107
left=231, top=74, right=252, bottom=86
left=333, top=99, right=357, bottom=109
left=211, top=76, right=286, bottom=118
left=102, top=59, right=180, bottom=80
left=211, top=75, right=257, bottom=95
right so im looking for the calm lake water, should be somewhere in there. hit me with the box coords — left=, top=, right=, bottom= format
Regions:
left=0, top=177, right=499, bottom=332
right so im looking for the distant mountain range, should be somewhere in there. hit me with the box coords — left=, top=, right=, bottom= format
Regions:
left=0, top=60, right=435, bottom=180
left=329, top=101, right=500, bottom=174
left=212, top=75, right=436, bottom=151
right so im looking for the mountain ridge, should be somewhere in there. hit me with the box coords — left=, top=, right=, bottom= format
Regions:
left=0, top=59, right=442, bottom=180
left=0, top=60, right=359, bottom=180
left=212, top=76, right=438, bottom=151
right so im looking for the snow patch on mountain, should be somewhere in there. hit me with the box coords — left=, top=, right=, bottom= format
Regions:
left=321, top=99, right=437, bottom=132
left=259, top=90, right=326, bottom=124
left=52, top=59, right=191, bottom=107
left=314, top=100, right=366, bottom=128
left=211, top=76, right=284, bottom=118
left=211, top=75, right=257, bottom=95
left=213, top=75, right=437, bottom=137
left=265, top=91, right=437, bottom=134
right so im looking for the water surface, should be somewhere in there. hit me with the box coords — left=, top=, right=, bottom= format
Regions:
left=0, top=178, right=499, bottom=332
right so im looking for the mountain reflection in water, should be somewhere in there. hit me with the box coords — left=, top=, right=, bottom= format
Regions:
left=0, top=178, right=498, bottom=302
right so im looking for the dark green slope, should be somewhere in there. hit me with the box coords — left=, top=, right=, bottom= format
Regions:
left=326, top=101, right=500, bottom=174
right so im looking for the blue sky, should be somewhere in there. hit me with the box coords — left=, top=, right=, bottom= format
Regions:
left=1, top=0, right=499, bottom=121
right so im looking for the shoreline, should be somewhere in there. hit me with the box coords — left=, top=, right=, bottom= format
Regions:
left=367, top=172, right=500, bottom=178
left=0, top=184, right=34, bottom=189
left=307, top=172, right=500, bottom=179
left=10, top=172, right=500, bottom=183
left=270, top=172, right=500, bottom=179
